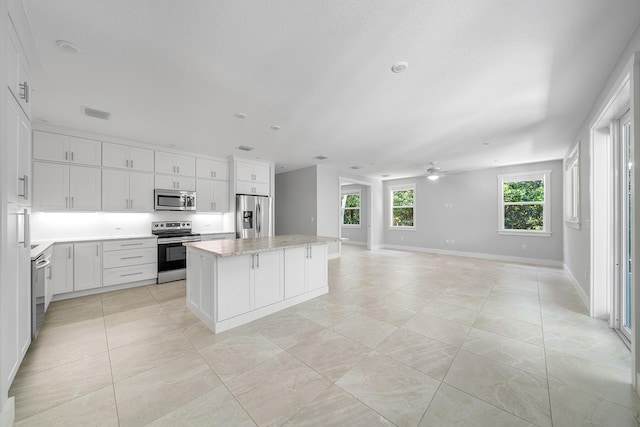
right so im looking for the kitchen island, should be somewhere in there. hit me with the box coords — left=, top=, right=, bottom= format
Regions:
left=184, top=235, right=338, bottom=333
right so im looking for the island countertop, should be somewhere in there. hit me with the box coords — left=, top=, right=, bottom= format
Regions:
left=184, top=234, right=339, bottom=257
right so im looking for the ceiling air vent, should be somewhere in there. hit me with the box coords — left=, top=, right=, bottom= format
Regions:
left=350, top=165, right=362, bottom=170
left=82, top=106, right=111, bottom=120
left=314, top=155, right=328, bottom=160
left=238, top=145, right=255, bottom=151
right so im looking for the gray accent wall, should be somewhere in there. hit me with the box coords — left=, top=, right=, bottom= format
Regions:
left=341, top=184, right=368, bottom=244
left=383, top=160, right=564, bottom=262
left=274, top=167, right=317, bottom=236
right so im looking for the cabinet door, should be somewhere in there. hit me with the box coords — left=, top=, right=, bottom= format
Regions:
left=175, top=154, right=195, bottom=176
left=17, top=104, right=31, bottom=206
left=236, top=161, right=254, bottom=181
left=129, top=147, right=154, bottom=172
left=284, top=247, right=306, bottom=299
left=196, top=158, right=214, bottom=179
left=68, top=136, right=101, bottom=166
left=33, top=131, right=68, bottom=162
left=212, top=160, right=229, bottom=180
left=217, top=255, right=253, bottom=321
left=155, top=174, right=175, bottom=190
left=6, top=95, right=30, bottom=205
left=70, top=166, right=102, bottom=211
left=175, top=177, right=195, bottom=191
left=253, top=163, right=270, bottom=184
left=196, top=179, right=214, bottom=212
left=212, top=180, right=229, bottom=212
left=33, top=162, right=69, bottom=211
left=74, top=242, right=102, bottom=291
left=7, top=24, right=20, bottom=104
left=52, top=244, right=74, bottom=294
left=236, top=181, right=269, bottom=196
left=102, top=142, right=129, bottom=169
left=129, top=173, right=154, bottom=212
left=307, top=244, right=328, bottom=291
left=154, top=151, right=175, bottom=174
left=3, top=205, right=21, bottom=384
left=254, top=251, right=283, bottom=309
left=102, top=169, right=129, bottom=212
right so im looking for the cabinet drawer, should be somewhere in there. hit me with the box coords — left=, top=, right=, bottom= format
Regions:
left=103, top=247, right=157, bottom=268
left=103, top=238, right=156, bottom=251
left=103, top=263, right=157, bottom=286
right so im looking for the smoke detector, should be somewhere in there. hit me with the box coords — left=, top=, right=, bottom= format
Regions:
left=56, top=40, right=81, bottom=54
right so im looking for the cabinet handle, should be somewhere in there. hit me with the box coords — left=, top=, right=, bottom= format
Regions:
left=130, top=199, right=133, bottom=209
left=47, top=266, right=52, bottom=280
left=121, top=272, right=143, bottom=277
left=126, top=199, right=129, bottom=209
left=71, top=196, right=74, bottom=208
left=130, top=160, right=134, bottom=169
left=121, top=256, right=143, bottom=260
left=251, top=254, right=255, bottom=270
left=68, top=247, right=71, bottom=259
left=256, top=253, right=260, bottom=269
left=21, top=209, right=29, bottom=248
left=120, top=243, right=144, bottom=246
left=126, top=159, right=129, bottom=168
left=96, top=245, right=99, bottom=256
left=65, top=196, right=68, bottom=208
left=71, top=152, right=74, bottom=162
left=65, top=151, right=69, bottom=161
left=211, top=202, right=213, bottom=211
left=213, top=202, right=216, bottom=211
left=177, top=166, right=180, bottom=174
left=19, top=81, right=29, bottom=102
left=18, top=175, right=28, bottom=200
left=177, top=181, right=180, bottom=189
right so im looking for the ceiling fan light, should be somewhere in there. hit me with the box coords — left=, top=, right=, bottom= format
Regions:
left=428, top=174, right=439, bottom=181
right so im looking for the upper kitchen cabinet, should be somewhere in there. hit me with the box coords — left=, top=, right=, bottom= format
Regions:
left=155, top=151, right=195, bottom=176
left=33, top=131, right=101, bottom=166
left=235, top=159, right=271, bottom=196
left=102, top=169, right=154, bottom=212
left=32, top=162, right=102, bottom=211
left=7, top=19, right=31, bottom=118
left=102, top=142, right=154, bottom=172
left=196, top=158, right=229, bottom=180
left=6, top=94, right=31, bottom=206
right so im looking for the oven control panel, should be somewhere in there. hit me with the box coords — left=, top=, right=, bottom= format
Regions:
left=152, top=221, right=192, bottom=233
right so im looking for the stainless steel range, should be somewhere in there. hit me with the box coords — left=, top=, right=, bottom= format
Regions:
left=152, top=221, right=201, bottom=284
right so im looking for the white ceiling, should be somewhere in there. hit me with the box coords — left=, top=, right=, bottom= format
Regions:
left=22, top=0, right=640, bottom=179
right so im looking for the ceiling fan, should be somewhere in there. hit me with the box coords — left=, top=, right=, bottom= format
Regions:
left=426, top=162, right=444, bottom=181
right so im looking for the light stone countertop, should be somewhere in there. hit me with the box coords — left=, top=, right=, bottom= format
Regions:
left=184, top=234, right=339, bottom=257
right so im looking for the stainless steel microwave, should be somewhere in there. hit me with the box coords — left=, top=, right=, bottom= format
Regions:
left=154, top=189, right=196, bottom=211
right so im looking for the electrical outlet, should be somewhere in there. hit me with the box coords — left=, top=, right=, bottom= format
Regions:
left=445, top=239, right=451, bottom=244
left=450, top=239, right=454, bottom=244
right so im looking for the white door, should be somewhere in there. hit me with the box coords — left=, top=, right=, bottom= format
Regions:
left=33, top=131, right=68, bottom=162
left=212, top=180, right=229, bottom=212
left=618, top=110, right=633, bottom=342
left=52, top=244, right=74, bottom=294
left=217, top=255, right=253, bottom=321
left=307, top=244, right=327, bottom=291
left=69, top=166, right=102, bottom=211
left=284, top=247, right=306, bottom=298
left=102, top=169, right=129, bottom=211
left=33, top=162, right=69, bottom=211
left=68, top=136, right=101, bottom=166
left=254, top=251, right=283, bottom=309
left=74, top=242, right=102, bottom=291
left=154, top=151, right=175, bottom=175
left=129, top=147, right=154, bottom=172
left=175, top=177, right=196, bottom=191
left=2, top=205, right=21, bottom=385
left=102, top=142, right=129, bottom=169
left=212, top=160, right=229, bottom=180
left=174, top=155, right=195, bottom=176
left=129, top=173, right=154, bottom=212
left=196, top=180, right=214, bottom=212
left=196, top=158, right=214, bottom=179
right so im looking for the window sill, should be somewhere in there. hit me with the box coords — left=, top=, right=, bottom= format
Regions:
left=565, top=221, right=581, bottom=230
left=341, top=224, right=362, bottom=229
left=498, top=230, right=551, bottom=237
left=388, top=226, right=416, bottom=231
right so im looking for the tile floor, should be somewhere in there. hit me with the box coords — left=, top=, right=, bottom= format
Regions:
left=9, top=245, right=640, bottom=426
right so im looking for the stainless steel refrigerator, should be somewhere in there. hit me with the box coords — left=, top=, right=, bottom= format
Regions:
left=236, top=195, right=273, bottom=238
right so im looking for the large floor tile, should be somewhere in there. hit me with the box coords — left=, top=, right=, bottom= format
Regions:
left=332, top=312, right=397, bottom=348
left=14, top=386, right=118, bottom=427
left=251, top=311, right=325, bottom=349
left=422, top=300, right=480, bottom=326
left=100, top=286, right=158, bottom=315
left=147, top=385, right=256, bottom=426
left=405, top=311, right=470, bottom=347
left=472, top=313, right=543, bottom=346
left=227, top=352, right=331, bottom=426
left=376, top=328, right=458, bottom=380
left=10, top=352, right=113, bottom=421
left=146, top=280, right=186, bottom=301
left=284, top=384, right=393, bottom=426
left=287, top=329, right=370, bottom=381
left=114, top=351, right=221, bottom=426
left=198, top=331, right=283, bottom=382
left=419, top=383, right=534, bottom=427
left=444, top=350, right=551, bottom=427
left=105, top=312, right=180, bottom=349
left=337, top=352, right=440, bottom=426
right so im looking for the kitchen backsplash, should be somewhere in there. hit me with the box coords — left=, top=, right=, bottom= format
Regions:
left=31, top=211, right=235, bottom=240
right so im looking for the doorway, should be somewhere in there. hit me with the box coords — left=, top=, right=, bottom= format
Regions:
left=338, top=177, right=373, bottom=250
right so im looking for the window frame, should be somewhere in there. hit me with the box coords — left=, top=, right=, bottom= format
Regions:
left=497, top=170, right=551, bottom=237
left=564, top=142, right=581, bottom=229
left=340, top=189, right=362, bottom=228
left=388, top=183, right=416, bottom=230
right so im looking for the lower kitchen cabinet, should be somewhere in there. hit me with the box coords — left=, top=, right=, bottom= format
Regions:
left=102, top=238, right=157, bottom=286
left=73, top=242, right=102, bottom=291
left=284, top=244, right=327, bottom=299
left=51, top=243, right=74, bottom=294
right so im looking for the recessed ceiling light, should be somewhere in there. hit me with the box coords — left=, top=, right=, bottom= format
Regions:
left=482, top=142, right=490, bottom=146
left=56, top=40, right=81, bottom=54
left=270, top=125, right=281, bottom=130
left=350, top=165, right=362, bottom=170
left=391, top=61, right=408, bottom=73
left=235, top=113, right=247, bottom=119
left=238, top=145, right=254, bottom=151
left=314, top=155, right=328, bottom=160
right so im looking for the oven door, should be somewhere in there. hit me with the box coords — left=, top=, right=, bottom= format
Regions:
left=158, top=241, right=187, bottom=272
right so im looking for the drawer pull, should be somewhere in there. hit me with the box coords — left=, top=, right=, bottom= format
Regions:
left=120, top=272, right=143, bottom=277
left=120, top=243, right=144, bottom=246
left=120, top=256, right=144, bottom=260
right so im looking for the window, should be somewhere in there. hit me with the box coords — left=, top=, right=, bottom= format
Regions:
left=341, top=190, right=361, bottom=227
left=564, top=142, right=580, bottom=229
left=498, top=170, right=551, bottom=236
left=389, top=184, right=416, bottom=229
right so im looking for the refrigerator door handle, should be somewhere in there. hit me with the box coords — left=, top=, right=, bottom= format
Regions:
left=256, top=202, right=261, bottom=235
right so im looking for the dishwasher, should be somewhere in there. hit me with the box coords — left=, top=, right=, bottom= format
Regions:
left=31, top=248, right=51, bottom=340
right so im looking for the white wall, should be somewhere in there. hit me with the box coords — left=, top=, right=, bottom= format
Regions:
left=274, top=167, right=317, bottom=236
left=383, top=160, right=564, bottom=263
left=340, top=184, right=368, bottom=244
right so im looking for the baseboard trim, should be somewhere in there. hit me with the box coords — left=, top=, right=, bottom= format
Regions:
left=0, top=396, right=15, bottom=427
left=563, top=264, right=590, bottom=310
left=342, top=240, right=367, bottom=247
left=51, top=278, right=158, bottom=302
left=381, top=244, right=564, bottom=267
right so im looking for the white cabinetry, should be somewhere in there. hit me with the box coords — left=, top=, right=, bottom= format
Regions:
left=73, top=242, right=102, bottom=291
left=196, top=179, right=229, bottom=212
left=284, top=244, right=328, bottom=299
left=102, top=169, right=154, bottom=212
left=155, top=174, right=195, bottom=191
left=51, top=243, right=73, bottom=294
left=33, top=131, right=101, bottom=166
left=6, top=91, right=30, bottom=205
left=196, top=158, right=229, bottom=180
left=235, top=159, right=271, bottom=196
left=199, top=233, right=235, bottom=242
left=102, top=238, right=157, bottom=286
left=155, top=151, right=195, bottom=176
left=33, top=162, right=102, bottom=211
left=7, top=21, right=31, bottom=118
left=102, top=142, right=154, bottom=172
